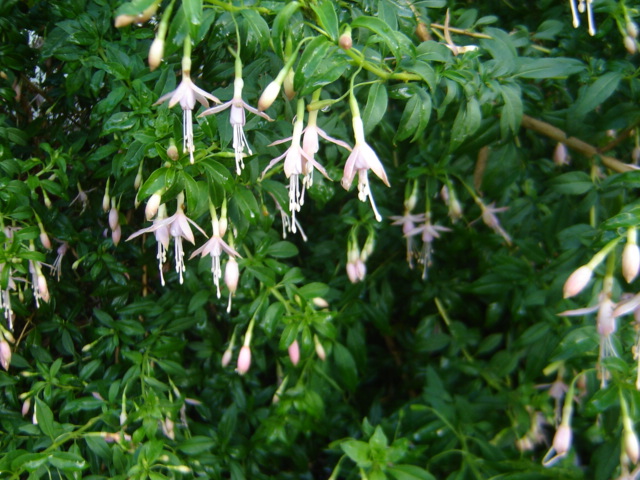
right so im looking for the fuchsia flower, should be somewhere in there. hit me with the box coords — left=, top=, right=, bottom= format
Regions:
left=127, top=196, right=205, bottom=285
left=404, top=212, right=451, bottom=278
left=341, top=115, right=390, bottom=221
left=390, top=212, right=426, bottom=268
left=155, top=59, right=220, bottom=164
left=200, top=77, right=272, bottom=175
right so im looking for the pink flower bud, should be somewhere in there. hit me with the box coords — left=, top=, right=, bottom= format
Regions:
left=623, top=243, right=640, bottom=283
left=339, top=32, right=353, bottom=50
left=237, top=345, right=251, bottom=375
left=167, top=144, right=179, bottom=161
left=552, top=424, right=572, bottom=456
left=224, top=258, right=239, bottom=294
left=221, top=348, right=233, bottom=367
left=283, top=70, right=295, bottom=101
left=0, top=339, right=11, bottom=371
left=37, top=273, right=50, bottom=303
left=312, top=297, right=329, bottom=308
left=22, top=398, right=31, bottom=416
left=563, top=265, right=593, bottom=298
left=346, top=261, right=359, bottom=284
left=629, top=21, right=639, bottom=38
left=112, top=225, right=122, bottom=246
left=553, top=142, right=569, bottom=166
left=288, top=339, right=300, bottom=366
left=145, top=193, right=162, bottom=221
left=109, top=207, right=119, bottom=231
left=624, top=36, right=637, bottom=54
left=314, top=336, right=326, bottom=361
left=114, top=14, right=136, bottom=28
left=148, top=37, right=164, bottom=71
left=626, top=429, right=640, bottom=464
left=102, top=191, right=110, bottom=212
left=355, top=259, right=366, bottom=281
left=39, top=231, right=51, bottom=250
left=219, top=217, right=228, bottom=237
left=258, top=81, right=281, bottom=112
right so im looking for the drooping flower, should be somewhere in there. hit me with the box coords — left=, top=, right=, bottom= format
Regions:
left=405, top=212, right=451, bottom=279
left=155, top=57, right=220, bottom=164
left=200, top=77, right=272, bottom=175
left=189, top=208, right=240, bottom=298
left=127, top=194, right=205, bottom=285
left=341, top=114, right=390, bottom=222
left=390, top=211, right=426, bottom=269
left=477, top=200, right=512, bottom=245
left=262, top=99, right=330, bottom=231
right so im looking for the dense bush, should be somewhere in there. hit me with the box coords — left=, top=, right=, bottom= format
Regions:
left=2, top=0, right=640, bottom=478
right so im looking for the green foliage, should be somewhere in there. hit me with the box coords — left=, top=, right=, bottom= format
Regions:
left=1, top=0, right=640, bottom=479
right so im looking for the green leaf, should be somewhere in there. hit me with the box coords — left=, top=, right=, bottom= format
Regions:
left=48, top=451, right=87, bottom=471
left=333, top=342, right=358, bottom=391
left=102, top=112, right=137, bottom=135
left=341, top=439, right=371, bottom=467
left=388, top=465, right=436, bottom=480
left=298, top=282, right=329, bottom=300
left=182, top=0, right=203, bottom=26
left=178, top=436, right=216, bottom=455
left=450, top=97, right=481, bottom=151
left=571, top=72, right=623, bottom=123
left=311, top=0, right=339, bottom=42
left=295, top=38, right=348, bottom=96
left=233, top=187, right=259, bottom=222
left=35, top=397, right=56, bottom=439
left=550, top=172, right=593, bottom=195
left=138, top=167, right=168, bottom=200
left=369, top=425, right=388, bottom=450
left=362, top=83, right=388, bottom=135
left=514, top=57, right=585, bottom=79
left=272, top=2, right=301, bottom=58
left=500, top=83, right=522, bottom=139
left=266, top=241, right=299, bottom=258
left=395, top=88, right=431, bottom=142
left=351, top=16, right=401, bottom=61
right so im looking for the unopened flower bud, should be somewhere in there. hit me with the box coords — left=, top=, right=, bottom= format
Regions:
left=221, top=348, right=233, bottom=367
left=288, top=339, right=300, bottom=366
left=355, top=258, right=366, bottom=281
left=112, top=225, right=122, bottom=246
left=114, top=14, right=136, bottom=28
left=219, top=217, right=228, bottom=237
left=162, top=417, right=175, bottom=440
left=148, top=37, right=164, bottom=71
left=167, top=144, right=179, bottom=161
left=237, top=345, right=251, bottom=375
left=346, top=261, right=359, bottom=284
left=312, top=297, right=329, bottom=308
left=626, top=429, right=640, bottom=464
left=563, top=265, right=593, bottom=298
left=134, top=171, right=143, bottom=191
left=37, top=273, right=49, bottom=303
left=314, top=335, right=326, bottom=361
left=258, top=81, right=281, bottom=112
left=623, top=243, right=640, bottom=283
left=102, top=190, right=110, bottom=213
left=225, top=258, right=239, bottom=294
left=40, top=231, right=51, bottom=250
left=0, top=339, right=11, bottom=371
left=283, top=70, right=295, bottom=100
left=145, top=193, right=162, bottom=220
left=22, top=398, right=31, bottom=416
left=625, top=36, right=637, bottom=54
left=628, top=21, right=639, bottom=38
left=552, top=424, right=572, bottom=457
left=109, top=206, right=119, bottom=231
left=553, top=142, right=569, bottom=166
left=339, top=31, right=352, bottom=50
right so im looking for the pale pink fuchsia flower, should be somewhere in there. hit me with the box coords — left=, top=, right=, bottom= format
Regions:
left=270, top=194, right=307, bottom=241
left=127, top=195, right=205, bottom=285
left=553, top=142, right=570, bottom=166
left=155, top=59, right=221, bottom=164
left=390, top=212, right=426, bottom=269
left=623, top=228, right=640, bottom=283
left=543, top=423, right=572, bottom=466
left=237, top=345, right=251, bottom=375
left=405, top=213, right=451, bottom=279
left=29, top=258, right=49, bottom=308
left=341, top=115, right=390, bottom=221
left=0, top=264, right=16, bottom=325
left=189, top=217, right=240, bottom=299
left=302, top=108, right=351, bottom=190
left=221, top=347, right=233, bottom=368
left=0, top=339, right=11, bottom=371
left=478, top=201, right=511, bottom=245
left=262, top=101, right=331, bottom=231
left=200, top=77, right=272, bottom=175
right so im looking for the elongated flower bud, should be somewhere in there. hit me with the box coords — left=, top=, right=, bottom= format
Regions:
left=346, top=261, right=359, bottom=284
left=221, top=348, right=233, bottom=367
left=102, top=190, right=110, bottom=213
left=623, top=243, right=640, bottom=283
left=258, top=81, right=281, bottom=112
left=167, top=144, right=179, bottom=161
left=0, top=339, right=11, bottom=371
left=237, top=345, right=251, bottom=375
left=628, top=21, right=639, bottom=38
left=624, top=36, right=637, bottom=54
left=626, top=429, right=640, bottom=464
left=40, top=231, right=51, bottom=250
left=553, top=142, right=569, bottom=166
left=312, top=297, right=329, bottom=308
left=339, top=30, right=352, bottom=50
left=288, top=339, right=300, bottom=366
left=314, top=335, right=326, bottom=361
left=109, top=206, right=119, bottom=231
left=225, top=258, right=239, bottom=294
left=283, top=70, right=295, bottom=100
left=114, top=14, right=136, bottom=28
left=552, top=424, right=572, bottom=457
left=563, top=265, right=593, bottom=298
left=112, top=225, right=122, bottom=246
left=145, top=193, right=162, bottom=220
left=22, top=398, right=31, bottom=416
left=148, top=37, right=164, bottom=71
